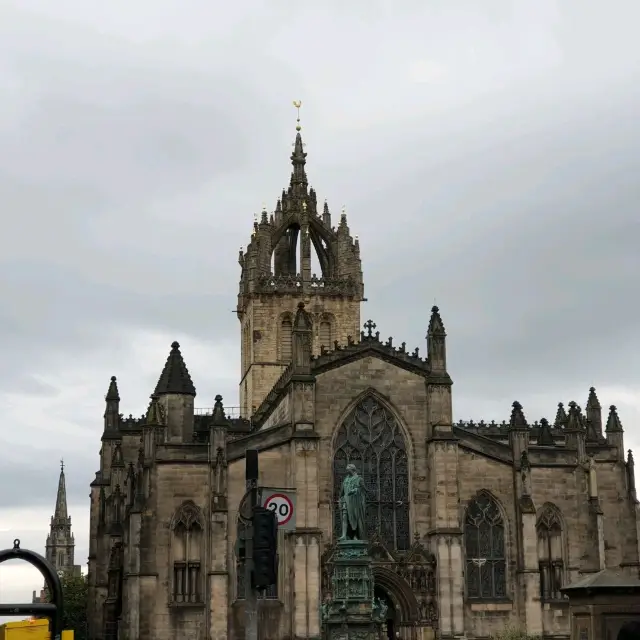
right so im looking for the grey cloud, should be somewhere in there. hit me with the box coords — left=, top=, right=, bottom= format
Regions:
left=1, top=0, right=640, bottom=570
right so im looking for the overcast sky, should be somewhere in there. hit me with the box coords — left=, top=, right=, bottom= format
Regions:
left=1, top=0, right=639, bottom=613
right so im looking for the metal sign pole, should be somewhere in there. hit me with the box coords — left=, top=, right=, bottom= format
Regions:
left=245, top=450, right=259, bottom=640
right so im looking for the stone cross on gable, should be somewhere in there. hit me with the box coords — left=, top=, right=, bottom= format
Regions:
left=364, top=320, right=376, bottom=337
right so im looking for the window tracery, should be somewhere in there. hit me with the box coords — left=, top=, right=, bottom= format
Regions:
left=171, top=502, right=204, bottom=603
left=464, top=493, right=507, bottom=599
left=332, top=394, right=410, bottom=551
left=537, top=504, right=564, bottom=600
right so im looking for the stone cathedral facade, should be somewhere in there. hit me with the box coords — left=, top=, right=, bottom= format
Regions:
left=87, top=124, right=640, bottom=640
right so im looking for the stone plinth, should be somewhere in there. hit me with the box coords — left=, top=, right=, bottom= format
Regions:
left=321, top=540, right=386, bottom=640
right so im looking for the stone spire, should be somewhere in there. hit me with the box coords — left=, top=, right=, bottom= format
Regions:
left=103, top=375, right=121, bottom=438
left=605, top=404, right=625, bottom=460
left=537, top=417, right=555, bottom=446
left=554, top=402, right=568, bottom=427
left=45, top=461, right=76, bottom=576
left=605, top=405, right=623, bottom=432
left=54, top=459, right=68, bottom=522
left=154, top=341, right=196, bottom=396
left=289, top=100, right=308, bottom=195
left=586, top=386, right=603, bottom=441
left=509, top=401, right=528, bottom=430
left=105, top=375, right=120, bottom=402
left=565, top=401, right=586, bottom=461
left=427, top=306, right=447, bottom=372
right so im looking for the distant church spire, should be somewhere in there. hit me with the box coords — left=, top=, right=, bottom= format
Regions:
left=54, top=459, right=68, bottom=522
left=45, top=462, right=77, bottom=579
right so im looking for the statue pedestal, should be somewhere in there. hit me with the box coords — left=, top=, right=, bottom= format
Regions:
left=321, top=540, right=385, bottom=640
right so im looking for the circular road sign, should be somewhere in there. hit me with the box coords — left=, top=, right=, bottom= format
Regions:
left=263, top=493, right=294, bottom=527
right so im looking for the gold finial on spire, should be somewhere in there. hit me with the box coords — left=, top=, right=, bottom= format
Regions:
left=253, top=213, right=258, bottom=223
left=292, top=100, right=302, bottom=131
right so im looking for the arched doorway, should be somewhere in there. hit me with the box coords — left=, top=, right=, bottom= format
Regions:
left=374, top=585, right=396, bottom=640
left=618, top=620, right=640, bottom=640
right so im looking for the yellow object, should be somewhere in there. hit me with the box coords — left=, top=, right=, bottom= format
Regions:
left=0, top=618, right=49, bottom=640
left=0, top=619, right=73, bottom=640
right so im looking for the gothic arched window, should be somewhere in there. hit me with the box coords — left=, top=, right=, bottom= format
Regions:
left=537, top=504, right=565, bottom=600
left=280, top=316, right=292, bottom=363
left=464, top=493, right=507, bottom=599
left=333, top=395, right=410, bottom=551
left=170, top=501, right=204, bottom=604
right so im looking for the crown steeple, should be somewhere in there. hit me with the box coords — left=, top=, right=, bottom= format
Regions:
left=236, top=105, right=364, bottom=417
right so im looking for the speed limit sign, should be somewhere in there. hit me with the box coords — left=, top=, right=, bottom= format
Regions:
left=260, top=488, right=297, bottom=531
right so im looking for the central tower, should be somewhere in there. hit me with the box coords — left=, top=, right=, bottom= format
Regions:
left=237, top=110, right=364, bottom=416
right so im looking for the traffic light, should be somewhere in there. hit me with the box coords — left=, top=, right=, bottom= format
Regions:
left=252, top=506, right=278, bottom=589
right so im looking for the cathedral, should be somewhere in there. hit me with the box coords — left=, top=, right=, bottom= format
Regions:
left=87, top=120, right=640, bottom=640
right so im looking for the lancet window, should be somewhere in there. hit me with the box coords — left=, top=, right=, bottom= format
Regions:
left=332, top=394, right=410, bottom=551
left=464, top=493, right=507, bottom=599
left=171, top=502, right=204, bottom=604
left=537, top=504, right=565, bottom=600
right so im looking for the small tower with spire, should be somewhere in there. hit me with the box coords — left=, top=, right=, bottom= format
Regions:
left=154, top=341, right=197, bottom=443
left=237, top=102, right=364, bottom=416
left=45, top=460, right=78, bottom=575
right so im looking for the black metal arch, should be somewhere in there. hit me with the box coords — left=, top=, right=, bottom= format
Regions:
left=0, top=538, right=64, bottom=639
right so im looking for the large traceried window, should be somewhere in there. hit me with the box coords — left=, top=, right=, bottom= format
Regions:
left=333, top=394, right=410, bottom=551
left=464, top=493, right=507, bottom=599
left=537, top=504, right=565, bottom=601
left=171, top=502, right=204, bottom=604
left=280, top=316, right=293, bottom=363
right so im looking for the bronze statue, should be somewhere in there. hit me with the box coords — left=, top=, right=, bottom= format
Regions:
left=339, top=463, right=367, bottom=541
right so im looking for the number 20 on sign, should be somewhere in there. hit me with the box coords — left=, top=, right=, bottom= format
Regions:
left=261, top=490, right=296, bottom=531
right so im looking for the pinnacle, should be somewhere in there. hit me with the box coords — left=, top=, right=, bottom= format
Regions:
left=427, top=306, right=446, bottom=336
left=565, top=402, right=585, bottom=431
left=605, top=404, right=623, bottom=432
left=509, top=401, right=527, bottom=429
left=212, top=394, right=228, bottom=427
left=291, top=131, right=307, bottom=165
left=554, top=402, right=568, bottom=426
left=293, top=302, right=312, bottom=331
left=154, top=341, right=196, bottom=396
left=106, top=375, right=120, bottom=402
left=145, top=394, right=165, bottom=426
left=587, top=386, right=601, bottom=408
left=537, top=418, right=555, bottom=446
